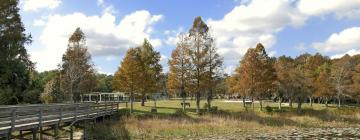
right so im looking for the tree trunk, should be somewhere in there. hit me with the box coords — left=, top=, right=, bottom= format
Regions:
left=251, top=97, right=254, bottom=110
left=325, top=97, right=328, bottom=107
left=289, top=98, right=293, bottom=108
left=130, top=92, right=134, bottom=113
left=154, top=98, right=157, bottom=108
left=207, top=90, right=212, bottom=112
left=259, top=99, right=263, bottom=111
left=309, top=96, right=313, bottom=107
left=141, top=94, right=145, bottom=106
left=278, top=97, right=282, bottom=110
left=337, top=94, right=341, bottom=108
left=182, top=97, right=186, bottom=111
left=242, top=96, right=247, bottom=111
left=297, top=97, right=302, bottom=113
left=196, top=92, right=201, bottom=114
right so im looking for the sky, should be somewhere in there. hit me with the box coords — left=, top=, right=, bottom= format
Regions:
left=19, top=0, right=360, bottom=75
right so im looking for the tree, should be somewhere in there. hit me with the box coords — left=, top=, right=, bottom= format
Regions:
left=113, top=48, right=142, bottom=113
left=351, top=63, right=360, bottom=104
left=236, top=44, right=276, bottom=111
left=0, top=0, right=34, bottom=104
left=274, top=56, right=296, bottom=110
left=60, top=28, right=96, bottom=102
left=138, top=39, right=162, bottom=107
left=204, top=33, right=223, bottom=111
left=41, top=77, right=62, bottom=104
left=187, top=16, right=213, bottom=114
left=303, top=53, right=327, bottom=107
left=167, top=34, right=192, bottom=111
left=331, top=55, right=353, bottom=108
left=94, top=74, right=113, bottom=92
left=314, top=62, right=333, bottom=107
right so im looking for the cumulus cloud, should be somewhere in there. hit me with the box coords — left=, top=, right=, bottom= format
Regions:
left=297, top=0, right=360, bottom=19
left=331, top=49, right=360, bottom=59
left=207, top=0, right=305, bottom=61
left=22, top=0, right=61, bottom=11
left=164, top=27, right=184, bottom=46
left=30, top=10, right=163, bottom=71
left=312, top=27, right=360, bottom=53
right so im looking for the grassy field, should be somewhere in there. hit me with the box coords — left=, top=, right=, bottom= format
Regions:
left=86, top=100, right=360, bottom=139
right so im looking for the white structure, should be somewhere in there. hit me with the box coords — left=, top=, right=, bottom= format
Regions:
left=81, top=92, right=129, bottom=103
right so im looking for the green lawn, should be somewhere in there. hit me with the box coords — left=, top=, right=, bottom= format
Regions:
left=86, top=99, right=360, bottom=139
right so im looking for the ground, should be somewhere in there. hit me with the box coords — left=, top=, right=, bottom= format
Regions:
left=85, top=100, right=360, bottom=139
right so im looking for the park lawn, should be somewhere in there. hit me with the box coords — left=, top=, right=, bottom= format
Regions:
left=87, top=100, right=360, bottom=139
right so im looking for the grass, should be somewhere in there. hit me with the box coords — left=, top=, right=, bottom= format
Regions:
left=86, top=99, right=360, bottom=139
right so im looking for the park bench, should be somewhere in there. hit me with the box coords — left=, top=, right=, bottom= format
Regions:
left=180, top=102, right=190, bottom=107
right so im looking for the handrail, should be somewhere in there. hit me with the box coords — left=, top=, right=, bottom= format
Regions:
left=0, top=102, right=122, bottom=134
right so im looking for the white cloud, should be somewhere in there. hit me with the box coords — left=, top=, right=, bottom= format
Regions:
left=22, top=0, right=61, bottom=11
left=331, top=49, right=360, bottom=59
left=208, top=0, right=305, bottom=61
left=164, top=27, right=184, bottom=46
left=312, top=27, right=360, bottom=53
left=33, top=19, right=46, bottom=27
left=30, top=10, right=163, bottom=71
left=97, top=0, right=104, bottom=6
left=297, top=0, right=360, bottom=19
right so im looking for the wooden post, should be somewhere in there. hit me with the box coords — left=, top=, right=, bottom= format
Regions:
left=70, top=125, right=73, bottom=140
left=117, top=102, right=119, bottom=112
left=32, top=128, right=37, bottom=140
left=39, top=107, right=43, bottom=140
left=10, top=107, right=16, bottom=139
left=54, top=125, right=59, bottom=140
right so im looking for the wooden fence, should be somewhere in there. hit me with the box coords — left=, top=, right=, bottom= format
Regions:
left=0, top=102, right=124, bottom=139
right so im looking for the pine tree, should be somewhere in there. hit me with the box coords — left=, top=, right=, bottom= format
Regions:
left=113, top=48, right=142, bottom=113
left=0, top=0, right=34, bottom=104
left=60, top=28, right=96, bottom=102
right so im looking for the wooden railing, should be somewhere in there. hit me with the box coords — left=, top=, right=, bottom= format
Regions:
left=0, top=102, right=120, bottom=136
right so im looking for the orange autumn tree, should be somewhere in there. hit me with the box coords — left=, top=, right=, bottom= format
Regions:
left=167, top=34, right=192, bottom=111
left=113, top=48, right=142, bottom=113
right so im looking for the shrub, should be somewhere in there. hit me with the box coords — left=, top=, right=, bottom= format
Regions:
left=210, top=106, right=218, bottom=113
left=265, top=106, right=273, bottom=112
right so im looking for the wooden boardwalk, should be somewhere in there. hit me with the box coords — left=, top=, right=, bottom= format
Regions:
left=0, top=102, right=124, bottom=139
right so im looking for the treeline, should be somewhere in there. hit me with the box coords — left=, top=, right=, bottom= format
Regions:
left=228, top=44, right=360, bottom=112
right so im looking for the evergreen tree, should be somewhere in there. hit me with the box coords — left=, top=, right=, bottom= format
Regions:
left=0, top=0, right=34, bottom=104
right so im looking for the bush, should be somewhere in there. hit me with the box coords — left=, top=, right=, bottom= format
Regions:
left=203, top=103, right=209, bottom=109
left=173, top=109, right=186, bottom=117
left=210, top=106, right=218, bottom=112
left=265, top=106, right=273, bottom=112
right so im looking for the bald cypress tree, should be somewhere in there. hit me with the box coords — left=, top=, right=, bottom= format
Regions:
left=60, top=28, right=96, bottom=102
left=113, top=48, right=142, bottom=113
left=0, top=0, right=34, bottom=104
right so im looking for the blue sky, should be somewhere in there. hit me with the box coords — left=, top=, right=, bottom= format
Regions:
left=20, top=0, right=360, bottom=74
